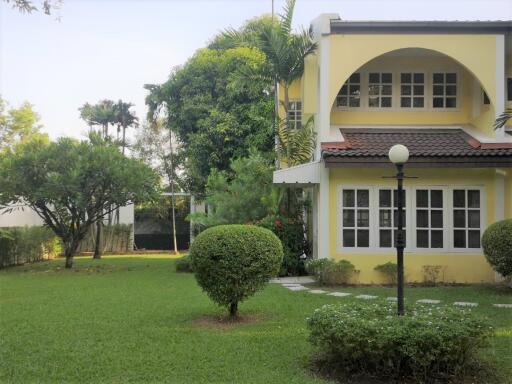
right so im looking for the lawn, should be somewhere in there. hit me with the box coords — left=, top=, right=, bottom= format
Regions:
left=0, top=255, right=511, bottom=384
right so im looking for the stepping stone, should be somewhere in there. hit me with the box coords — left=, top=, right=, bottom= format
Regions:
left=417, top=299, right=441, bottom=304
left=270, top=276, right=315, bottom=284
left=386, top=297, right=397, bottom=301
left=493, top=304, right=512, bottom=308
left=327, top=292, right=352, bottom=297
left=309, top=289, right=327, bottom=294
left=285, top=285, right=309, bottom=291
left=453, top=301, right=478, bottom=307
left=355, top=294, right=378, bottom=300
left=281, top=283, right=302, bottom=287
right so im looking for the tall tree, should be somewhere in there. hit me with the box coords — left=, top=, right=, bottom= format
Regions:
left=114, top=100, right=138, bottom=155
left=0, top=136, right=159, bottom=268
left=2, top=0, right=61, bottom=15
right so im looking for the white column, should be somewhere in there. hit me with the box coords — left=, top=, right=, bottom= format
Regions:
left=495, top=34, right=505, bottom=140
left=316, top=166, right=330, bottom=259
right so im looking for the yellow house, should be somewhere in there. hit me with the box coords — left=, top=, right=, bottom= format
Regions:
left=274, top=16, right=512, bottom=284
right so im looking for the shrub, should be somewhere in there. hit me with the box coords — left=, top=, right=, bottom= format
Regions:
left=374, top=262, right=397, bottom=284
left=190, top=224, right=283, bottom=318
left=422, top=265, right=444, bottom=286
left=482, top=219, right=512, bottom=278
left=307, top=302, right=492, bottom=382
left=305, top=259, right=357, bottom=286
left=175, top=255, right=194, bottom=273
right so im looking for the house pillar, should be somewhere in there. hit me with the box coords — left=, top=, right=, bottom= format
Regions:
left=495, top=34, right=505, bottom=140
left=316, top=166, right=330, bottom=259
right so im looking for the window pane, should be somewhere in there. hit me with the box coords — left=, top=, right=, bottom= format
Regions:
left=401, top=85, right=411, bottom=95
left=433, top=85, right=444, bottom=95
left=401, top=97, right=411, bottom=108
left=417, top=210, right=428, bottom=227
left=382, top=85, right=392, bottom=95
left=413, top=73, right=424, bottom=83
left=368, top=85, right=380, bottom=96
left=393, top=190, right=406, bottom=207
left=416, top=190, right=428, bottom=207
left=468, top=190, right=480, bottom=208
left=380, top=230, right=392, bottom=247
left=417, top=230, right=429, bottom=248
left=468, top=210, right=480, bottom=228
left=413, top=97, right=424, bottom=108
left=393, top=210, right=406, bottom=227
left=339, top=85, right=348, bottom=95
left=454, top=230, right=466, bottom=248
left=382, top=73, right=392, bottom=83
left=454, top=210, right=466, bottom=227
left=446, top=98, right=456, bottom=108
left=337, top=97, right=347, bottom=107
left=453, top=190, right=465, bottom=207
left=343, top=230, right=355, bottom=247
left=369, top=97, right=379, bottom=107
left=413, top=85, right=424, bottom=95
left=379, top=190, right=391, bottom=207
left=508, top=78, right=512, bottom=101
left=357, top=230, right=369, bottom=247
left=433, top=73, right=444, bottom=83
left=357, top=190, right=369, bottom=207
left=350, top=73, right=360, bottom=83
left=380, top=210, right=392, bottom=227
left=431, top=231, right=443, bottom=248
left=431, top=210, right=443, bottom=228
left=343, top=190, right=355, bottom=206
left=349, top=97, right=360, bottom=107
left=446, top=85, right=457, bottom=96
left=401, top=73, right=411, bottom=83
left=446, top=73, right=457, bottom=83
left=349, top=85, right=360, bottom=95
left=468, top=230, right=481, bottom=248
left=433, top=97, right=444, bottom=108
left=343, top=209, right=354, bottom=227
left=381, top=97, right=392, bottom=107
left=357, top=210, right=369, bottom=227
left=431, top=190, right=443, bottom=208
left=369, top=73, right=380, bottom=83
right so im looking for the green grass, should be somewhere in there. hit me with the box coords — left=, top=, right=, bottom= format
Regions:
left=0, top=255, right=511, bottom=384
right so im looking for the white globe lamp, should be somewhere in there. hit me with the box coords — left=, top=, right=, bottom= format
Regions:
left=388, top=144, right=409, bottom=165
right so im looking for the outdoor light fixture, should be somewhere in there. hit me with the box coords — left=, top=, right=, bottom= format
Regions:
left=388, top=144, right=409, bottom=316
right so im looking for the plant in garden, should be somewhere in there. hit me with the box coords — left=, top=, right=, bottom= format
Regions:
left=307, top=302, right=493, bottom=382
left=175, top=255, right=194, bottom=273
left=482, top=219, right=512, bottom=278
left=189, top=225, right=283, bottom=318
left=422, top=265, right=444, bottom=286
left=0, top=137, right=159, bottom=268
left=374, top=262, right=398, bottom=284
left=305, top=259, right=357, bottom=286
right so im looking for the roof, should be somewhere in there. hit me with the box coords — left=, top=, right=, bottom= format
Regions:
left=329, top=20, right=512, bottom=34
left=322, top=129, right=512, bottom=168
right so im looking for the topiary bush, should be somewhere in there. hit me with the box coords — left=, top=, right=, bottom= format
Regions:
left=305, top=259, right=357, bottom=286
left=482, top=219, right=512, bottom=278
left=374, top=262, right=397, bottom=284
left=190, top=224, right=283, bottom=318
left=175, top=255, right=194, bottom=273
left=307, top=302, right=492, bottom=382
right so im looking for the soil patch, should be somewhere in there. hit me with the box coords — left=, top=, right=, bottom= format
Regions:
left=191, top=313, right=265, bottom=330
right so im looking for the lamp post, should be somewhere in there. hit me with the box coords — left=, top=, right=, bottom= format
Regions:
left=388, top=144, right=409, bottom=316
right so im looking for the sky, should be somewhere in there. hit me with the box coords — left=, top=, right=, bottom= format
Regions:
left=1, top=0, right=511, bottom=141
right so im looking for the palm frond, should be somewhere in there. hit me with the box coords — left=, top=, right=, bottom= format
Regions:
left=279, top=0, right=296, bottom=37
left=494, top=108, right=512, bottom=130
left=277, top=115, right=316, bottom=166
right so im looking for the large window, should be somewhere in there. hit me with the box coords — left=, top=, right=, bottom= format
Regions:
left=341, top=189, right=370, bottom=247
left=336, top=73, right=361, bottom=108
left=378, top=189, right=406, bottom=248
left=287, top=100, right=302, bottom=130
left=453, top=189, right=481, bottom=248
left=368, top=72, right=393, bottom=108
left=400, top=73, right=425, bottom=108
left=432, top=73, right=457, bottom=108
left=415, top=189, right=444, bottom=248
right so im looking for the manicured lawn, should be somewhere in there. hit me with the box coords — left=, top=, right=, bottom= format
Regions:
left=0, top=255, right=511, bottom=383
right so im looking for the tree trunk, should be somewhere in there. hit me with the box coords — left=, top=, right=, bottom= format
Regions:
left=93, top=220, right=102, bottom=259
left=229, top=302, right=238, bottom=319
left=64, top=240, right=78, bottom=269
left=169, top=132, right=179, bottom=255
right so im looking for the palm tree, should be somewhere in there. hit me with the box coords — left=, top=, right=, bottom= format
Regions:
left=494, top=108, right=512, bottom=130
left=114, top=100, right=139, bottom=155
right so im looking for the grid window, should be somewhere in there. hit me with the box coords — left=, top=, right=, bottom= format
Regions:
left=368, top=72, right=393, bottom=108
left=336, top=73, right=361, bottom=108
left=342, top=189, right=370, bottom=247
left=287, top=101, right=302, bottom=130
left=400, top=73, right=425, bottom=108
left=378, top=189, right=407, bottom=248
left=453, top=189, right=481, bottom=248
left=433, top=73, right=457, bottom=108
left=482, top=90, right=490, bottom=105
left=415, top=189, right=444, bottom=248
left=507, top=78, right=512, bottom=102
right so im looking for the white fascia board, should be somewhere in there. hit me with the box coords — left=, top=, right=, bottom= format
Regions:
left=273, top=161, right=322, bottom=185
left=310, top=13, right=340, bottom=40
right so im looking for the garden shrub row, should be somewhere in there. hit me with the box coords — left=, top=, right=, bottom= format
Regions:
left=305, top=259, right=358, bottom=285
left=307, top=302, right=492, bottom=382
left=0, top=226, right=61, bottom=268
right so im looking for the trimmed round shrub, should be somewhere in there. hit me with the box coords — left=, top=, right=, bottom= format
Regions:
left=175, top=255, right=194, bottom=273
left=307, top=302, right=492, bottom=381
left=482, top=219, right=512, bottom=277
left=190, top=224, right=283, bottom=317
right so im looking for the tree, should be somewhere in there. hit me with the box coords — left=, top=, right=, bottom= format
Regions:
left=2, top=0, right=61, bottom=15
left=145, top=47, right=274, bottom=197
left=0, top=97, right=47, bottom=151
left=79, top=100, right=117, bottom=139
left=0, top=137, right=159, bottom=269
left=114, top=100, right=138, bottom=155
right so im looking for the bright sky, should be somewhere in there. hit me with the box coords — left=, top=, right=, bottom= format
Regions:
left=1, top=0, right=511, bottom=141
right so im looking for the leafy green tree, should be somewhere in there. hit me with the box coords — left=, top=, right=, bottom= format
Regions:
left=0, top=137, right=159, bottom=268
left=114, top=100, right=138, bottom=155
left=0, top=97, right=47, bottom=151
left=79, top=100, right=117, bottom=138
left=146, top=47, right=274, bottom=197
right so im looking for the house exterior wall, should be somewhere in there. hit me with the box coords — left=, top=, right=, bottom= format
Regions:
left=328, top=167, right=511, bottom=284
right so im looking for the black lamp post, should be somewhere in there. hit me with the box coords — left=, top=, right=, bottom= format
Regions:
left=388, top=144, right=410, bottom=316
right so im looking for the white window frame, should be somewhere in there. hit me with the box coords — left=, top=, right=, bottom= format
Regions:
left=287, top=100, right=302, bottom=130
left=399, top=72, right=426, bottom=109
left=451, top=187, right=485, bottom=251
left=337, top=185, right=485, bottom=253
left=338, top=187, right=372, bottom=250
left=368, top=72, right=393, bottom=109
left=431, top=72, right=459, bottom=110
